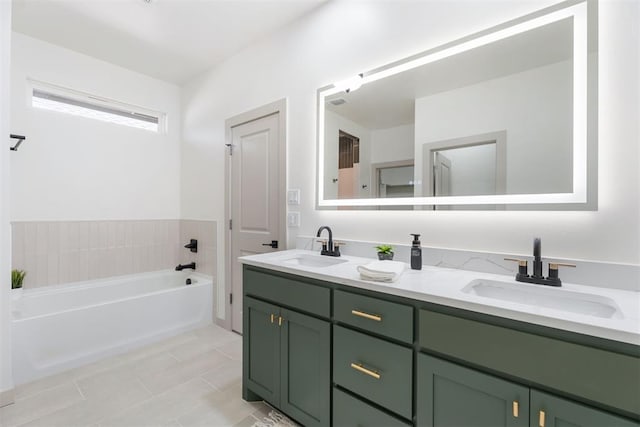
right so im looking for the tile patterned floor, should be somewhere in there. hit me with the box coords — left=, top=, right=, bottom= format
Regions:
left=0, top=324, right=274, bottom=427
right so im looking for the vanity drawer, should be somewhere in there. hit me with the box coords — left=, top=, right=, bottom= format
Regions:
left=334, top=289, right=413, bottom=343
left=243, top=267, right=330, bottom=318
left=418, top=309, right=640, bottom=416
left=333, top=325, right=413, bottom=419
left=333, top=387, right=411, bottom=427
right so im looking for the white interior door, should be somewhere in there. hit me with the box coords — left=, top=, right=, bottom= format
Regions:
left=434, top=152, right=452, bottom=210
left=230, top=112, right=281, bottom=333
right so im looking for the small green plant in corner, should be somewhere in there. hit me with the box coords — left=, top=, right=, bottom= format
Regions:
left=12, top=269, right=26, bottom=289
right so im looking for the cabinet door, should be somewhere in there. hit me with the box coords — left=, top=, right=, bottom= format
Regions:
left=530, top=390, right=639, bottom=427
left=280, top=309, right=331, bottom=427
left=417, top=354, right=529, bottom=427
left=243, top=297, right=280, bottom=405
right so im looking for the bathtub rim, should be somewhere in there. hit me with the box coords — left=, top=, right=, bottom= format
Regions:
left=12, top=269, right=213, bottom=322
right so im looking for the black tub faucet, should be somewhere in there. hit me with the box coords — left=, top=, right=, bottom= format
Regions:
left=175, top=262, right=196, bottom=271
left=316, top=226, right=342, bottom=257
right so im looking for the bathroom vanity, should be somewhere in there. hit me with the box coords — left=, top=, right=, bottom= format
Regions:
left=240, top=250, right=639, bottom=427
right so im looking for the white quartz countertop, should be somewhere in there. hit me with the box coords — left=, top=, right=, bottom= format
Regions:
left=240, top=249, right=640, bottom=345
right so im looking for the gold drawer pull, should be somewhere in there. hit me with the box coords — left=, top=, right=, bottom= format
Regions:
left=350, top=362, right=381, bottom=379
left=512, top=401, right=519, bottom=418
left=539, top=410, right=546, bottom=427
left=351, top=309, right=382, bottom=322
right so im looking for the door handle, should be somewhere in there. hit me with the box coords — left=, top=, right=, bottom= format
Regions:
left=262, top=240, right=278, bottom=249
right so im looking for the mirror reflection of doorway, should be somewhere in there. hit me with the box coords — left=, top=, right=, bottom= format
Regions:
left=423, top=130, right=506, bottom=210
left=433, top=152, right=452, bottom=197
left=338, top=130, right=359, bottom=201
left=371, top=160, right=415, bottom=210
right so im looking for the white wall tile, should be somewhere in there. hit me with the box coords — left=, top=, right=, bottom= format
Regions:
left=12, top=219, right=216, bottom=288
left=77, top=222, right=89, bottom=251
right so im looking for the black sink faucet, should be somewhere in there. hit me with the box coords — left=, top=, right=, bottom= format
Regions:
left=505, top=237, right=575, bottom=287
left=532, top=237, right=543, bottom=279
left=175, top=262, right=196, bottom=271
left=316, top=226, right=342, bottom=257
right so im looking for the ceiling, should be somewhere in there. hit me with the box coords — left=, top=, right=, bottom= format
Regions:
left=326, top=17, right=573, bottom=130
left=11, top=0, right=328, bottom=85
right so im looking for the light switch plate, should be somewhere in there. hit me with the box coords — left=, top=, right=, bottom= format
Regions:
left=287, top=189, right=300, bottom=205
left=287, top=212, right=300, bottom=227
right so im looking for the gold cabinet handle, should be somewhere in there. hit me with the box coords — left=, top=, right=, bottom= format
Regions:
left=351, top=309, right=382, bottom=322
left=539, top=410, right=546, bottom=427
left=278, top=316, right=283, bottom=326
left=270, top=314, right=275, bottom=324
left=350, top=363, right=381, bottom=379
left=512, top=401, right=519, bottom=418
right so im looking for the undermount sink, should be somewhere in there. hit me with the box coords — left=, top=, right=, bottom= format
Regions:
left=281, top=254, right=348, bottom=268
left=462, top=279, right=623, bottom=319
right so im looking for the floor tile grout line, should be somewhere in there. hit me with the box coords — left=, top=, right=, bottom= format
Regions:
left=214, top=348, right=238, bottom=361
left=12, top=377, right=76, bottom=403
left=93, top=391, right=158, bottom=427
left=142, top=374, right=216, bottom=399
left=136, top=377, right=155, bottom=397
left=73, top=379, right=87, bottom=400
left=198, top=375, right=222, bottom=392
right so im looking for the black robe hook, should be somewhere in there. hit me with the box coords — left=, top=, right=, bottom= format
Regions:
left=9, top=134, right=26, bottom=151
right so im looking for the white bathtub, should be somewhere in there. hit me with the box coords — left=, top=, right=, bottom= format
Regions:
left=12, top=270, right=213, bottom=385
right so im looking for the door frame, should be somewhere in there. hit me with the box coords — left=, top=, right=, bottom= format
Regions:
left=370, top=159, right=415, bottom=198
left=223, top=98, right=287, bottom=331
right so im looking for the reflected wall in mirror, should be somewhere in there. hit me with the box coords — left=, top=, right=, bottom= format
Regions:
left=317, top=0, right=596, bottom=210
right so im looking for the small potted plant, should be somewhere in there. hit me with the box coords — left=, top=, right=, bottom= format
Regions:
left=12, top=269, right=26, bottom=299
left=375, top=244, right=394, bottom=261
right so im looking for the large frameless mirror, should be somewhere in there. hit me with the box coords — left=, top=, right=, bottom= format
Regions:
left=317, top=0, right=597, bottom=210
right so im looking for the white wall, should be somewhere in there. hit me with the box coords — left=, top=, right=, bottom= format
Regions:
left=415, top=60, right=572, bottom=196
left=440, top=144, right=497, bottom=196
left=181, top=0, right=639, bottom=266
left=10, top=33, right=182, bottom=221
left=0, top=0, right=13, bottom=404
left=371, top=124, right=414, bottom=165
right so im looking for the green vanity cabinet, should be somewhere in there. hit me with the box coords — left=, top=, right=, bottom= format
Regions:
left=243, top=267, right=331, bottom=427
left=243, top=265, right=640, bottom=427
left=530, top=390, right=639, bottom=427
left=417, top=353, right=529, bottom=427
left=418, top=309, right=640, bottom=417
left=417, top=354, right=639, bottom=427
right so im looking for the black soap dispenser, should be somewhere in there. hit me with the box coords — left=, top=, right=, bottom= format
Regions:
left=410, top=234, right=422, bottom=270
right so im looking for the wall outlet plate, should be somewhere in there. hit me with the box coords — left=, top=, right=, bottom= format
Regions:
left=287, top=212, right=300, bottom=227
left=287, top=189, right=300, bottom=205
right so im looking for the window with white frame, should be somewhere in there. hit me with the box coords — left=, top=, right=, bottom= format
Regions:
left=30, top=81, right=165, bottom=133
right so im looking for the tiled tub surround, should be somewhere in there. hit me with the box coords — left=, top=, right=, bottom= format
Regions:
left=11, top=219, right=217, bottom=289
left=296, top=236, right=640, bottom=292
